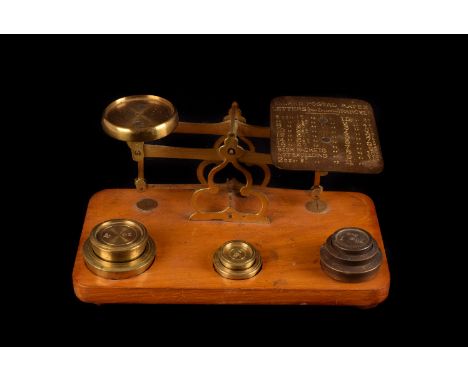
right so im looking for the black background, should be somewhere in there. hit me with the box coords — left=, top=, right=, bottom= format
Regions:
left=1, top=36, right=466, bottom=345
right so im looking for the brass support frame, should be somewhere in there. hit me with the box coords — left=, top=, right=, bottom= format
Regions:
left=127, top=142, right=147, bottom=192
left=189, top=103, right=270, bottom=224
left=196, top=133, right=271, bottom=186
left=306, top=171, right=328, bottom=213
left=132, top=114, right=272, bottom=192
left=189, top=134, right=270, bottom=224
left=125, top=102, right=271, bottom=223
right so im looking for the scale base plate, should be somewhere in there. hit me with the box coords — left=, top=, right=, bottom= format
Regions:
left=73, top=185, right=390, bottom=307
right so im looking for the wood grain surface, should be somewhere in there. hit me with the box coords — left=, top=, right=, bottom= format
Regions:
left=73, top=185, right=390, bottom=306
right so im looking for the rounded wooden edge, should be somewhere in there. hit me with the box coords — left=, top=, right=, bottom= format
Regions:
left=74, top=188, right=390, bottom=306
left=71, top=284, right=391, bottom=306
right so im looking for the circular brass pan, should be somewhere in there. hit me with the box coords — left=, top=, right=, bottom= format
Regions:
left=84, top=237, right=156, bottom=280
left=213, top=240, right=262, bottom=280
left=102, top=95, right=178, bottom=142
left=89, top=219, right=148, bottom=262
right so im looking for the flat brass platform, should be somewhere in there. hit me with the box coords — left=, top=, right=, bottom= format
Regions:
left=271, top=97, right=383, bottom=173
left=73, top=185, right=390, bottom=306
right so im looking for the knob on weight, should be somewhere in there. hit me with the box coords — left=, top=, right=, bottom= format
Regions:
left=102, top=95, right=178, bottom=142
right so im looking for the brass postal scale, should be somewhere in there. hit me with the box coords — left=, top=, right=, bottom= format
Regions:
left=73, top=95, right=389, bottom=307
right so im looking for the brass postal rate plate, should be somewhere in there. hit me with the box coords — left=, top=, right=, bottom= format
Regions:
left=270, top=97, right=383, bottom=173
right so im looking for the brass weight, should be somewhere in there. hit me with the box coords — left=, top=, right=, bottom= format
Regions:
left=89, top=219, right=148, bottom=262
left=213, top=240, right=262, bottom=280
left=84, top=219, right=155, bottom=279
left=320, top=227, right=382, bottom=282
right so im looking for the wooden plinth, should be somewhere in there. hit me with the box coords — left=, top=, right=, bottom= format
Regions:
left=73, top=185, right=390, bottom=306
